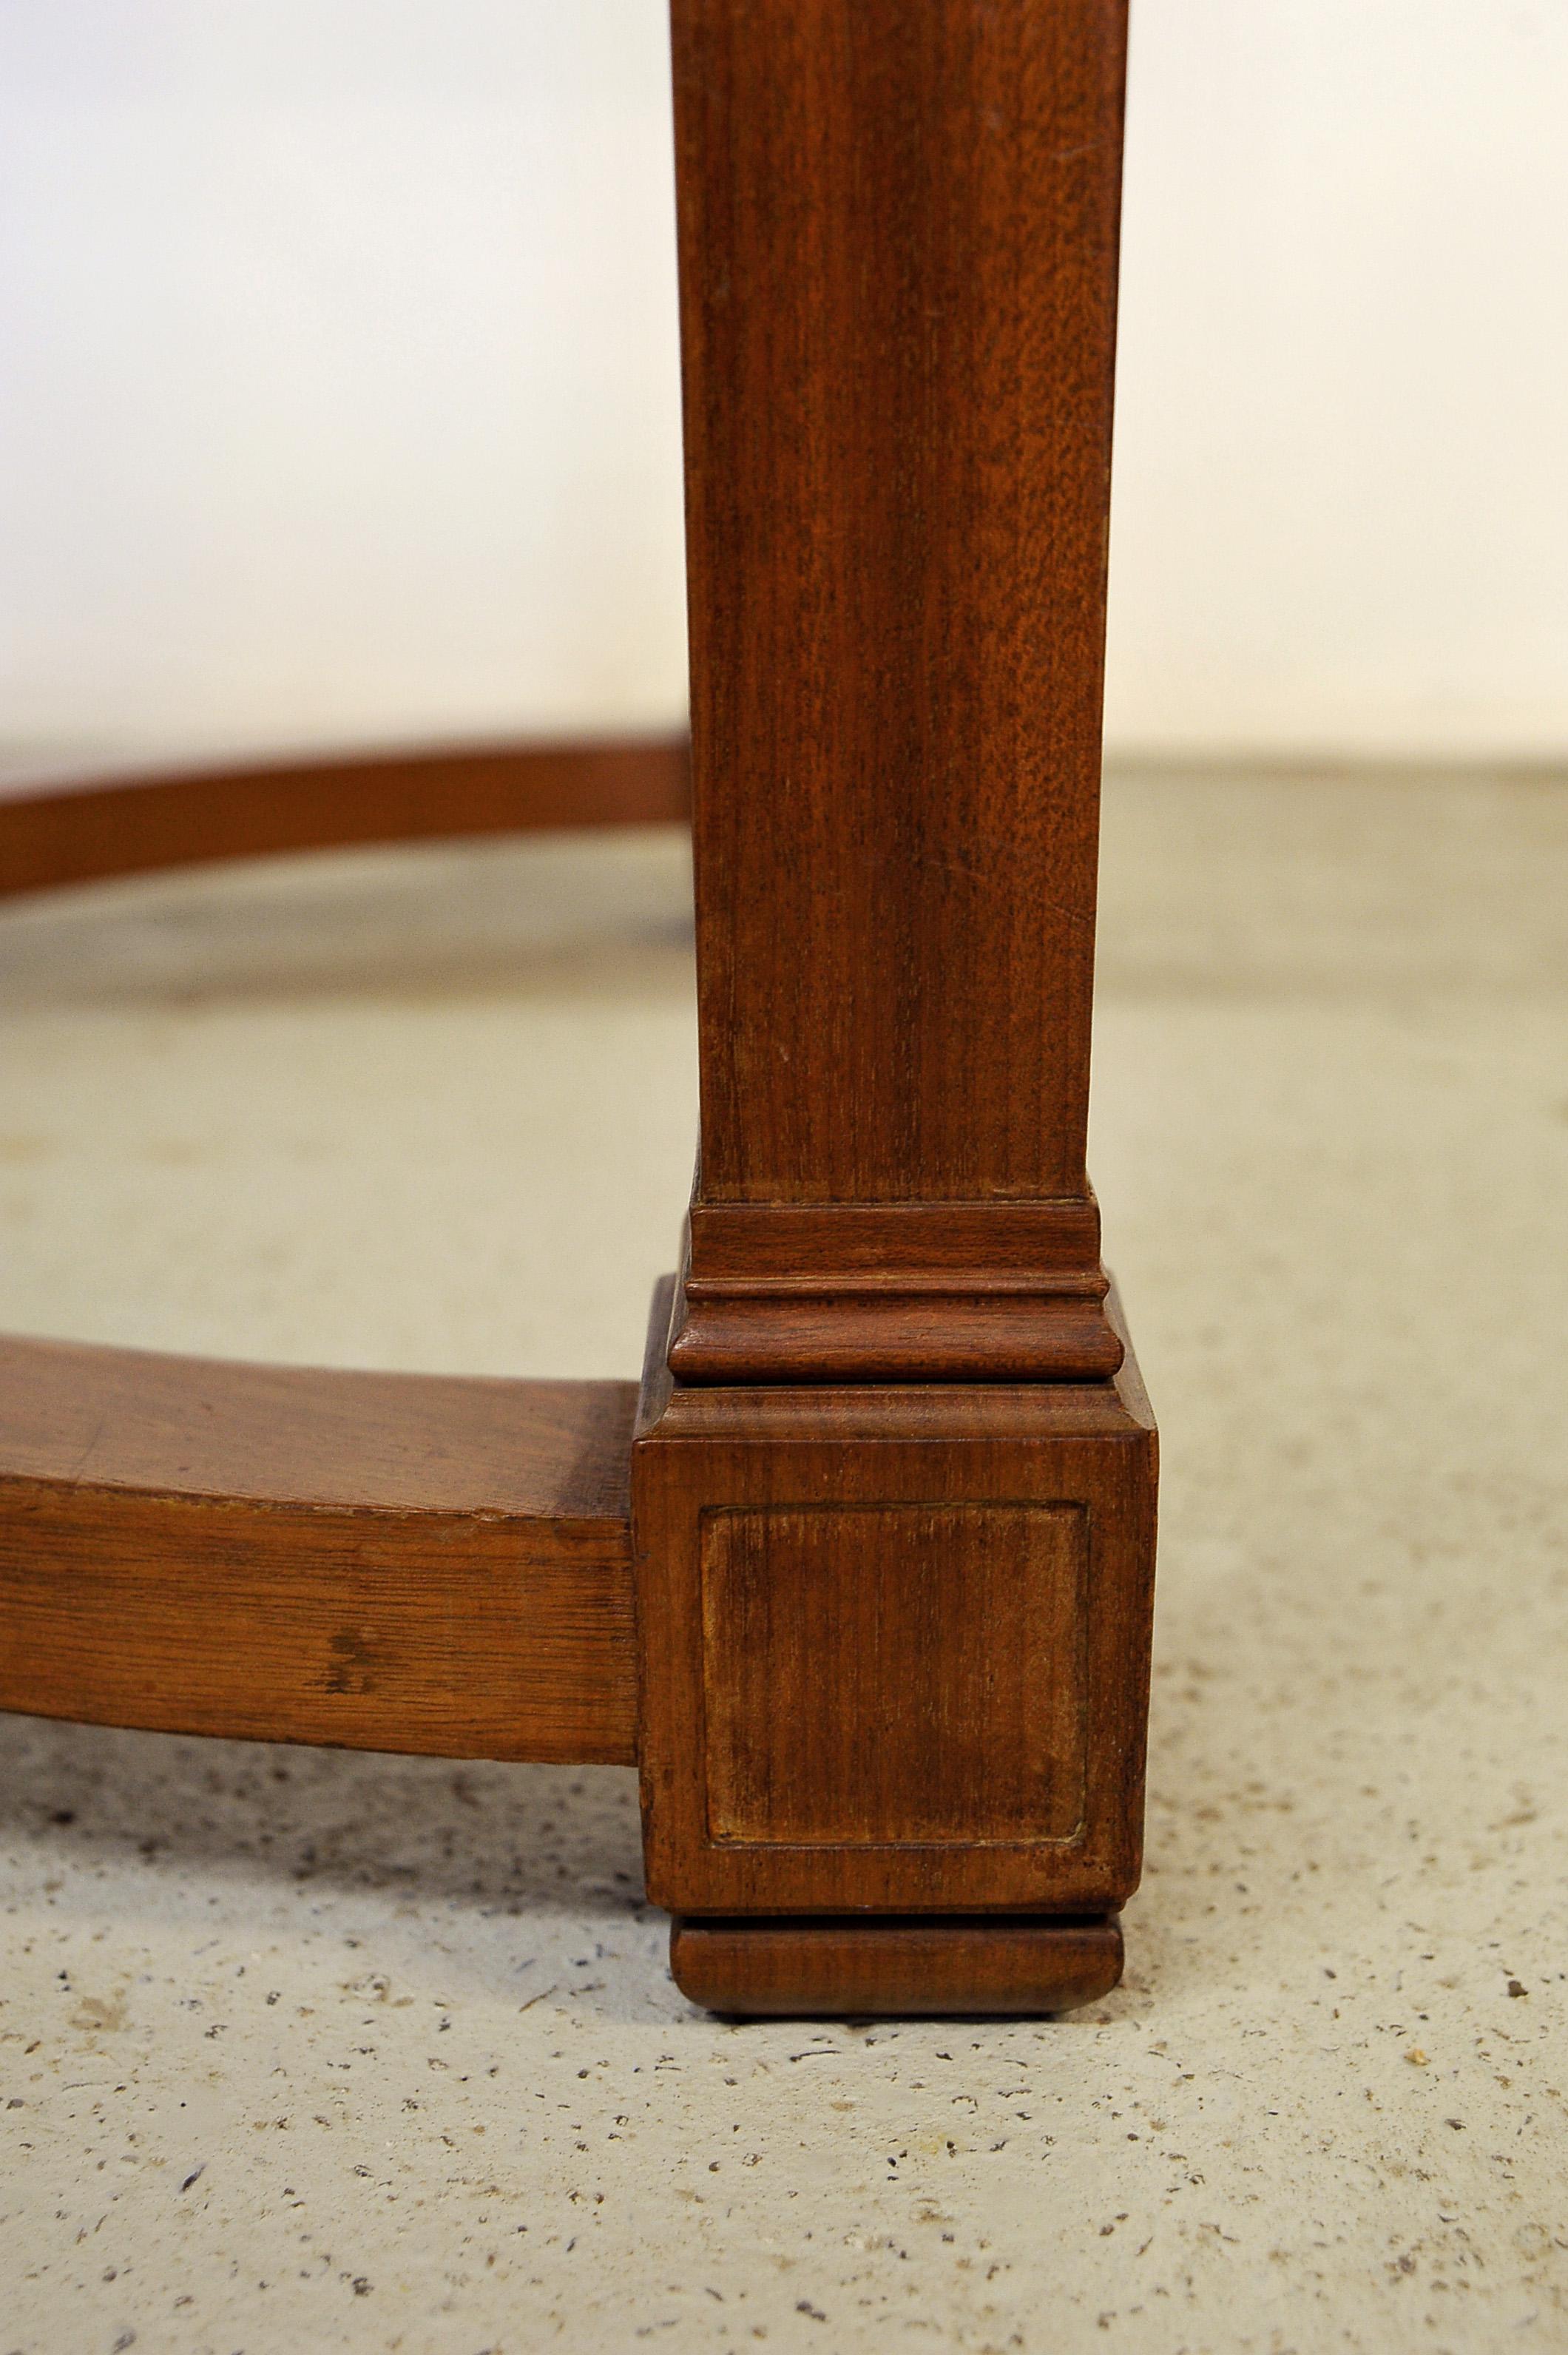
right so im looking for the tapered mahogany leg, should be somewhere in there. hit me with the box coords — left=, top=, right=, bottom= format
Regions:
left=634, top=0, right=1157, bottom=2016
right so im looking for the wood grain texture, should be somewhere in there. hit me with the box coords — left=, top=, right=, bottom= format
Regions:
left=701, top=1503, right=1088, bottom=1846
left=670, top=1200, right=1123, bottom=1382
left=666, top=1278, right=1121, bottom=1385
left=669, top=1913, right=1124, bottom=2020
left=0, top=1336, right=638, bottom=1763
left=676, top=0, right=1123, bottom=1197
left=633, top=1285, right=1158, bottom=1918
left=667, top=0, right=1128, bottom=1376
left=0, top=735, right=689, bottom=900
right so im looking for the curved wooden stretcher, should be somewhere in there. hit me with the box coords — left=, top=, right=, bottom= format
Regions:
left=0, top=737, right=672, bottom=1755
left=0, top=0, right=1157, bottom=2020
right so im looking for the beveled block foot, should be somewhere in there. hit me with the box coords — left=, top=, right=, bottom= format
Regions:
left=669, top=1913, right=1123, bottom=2019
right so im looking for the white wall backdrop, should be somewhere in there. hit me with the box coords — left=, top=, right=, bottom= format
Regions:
left=1, top=0, right=1565, bottom=772
left=1110, top=0, right=1568, bottom=758
left=0, top=1, right=688, bottom=771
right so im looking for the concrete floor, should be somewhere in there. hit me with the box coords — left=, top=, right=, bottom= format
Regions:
left=0, top=768, right=1564, bottom=2353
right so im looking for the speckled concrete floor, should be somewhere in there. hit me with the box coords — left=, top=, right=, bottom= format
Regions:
left=1, top=771, right=1565, bottom=2353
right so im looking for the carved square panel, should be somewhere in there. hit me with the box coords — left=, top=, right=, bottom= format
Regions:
left=700, top=1502, right=1087, bottom=1847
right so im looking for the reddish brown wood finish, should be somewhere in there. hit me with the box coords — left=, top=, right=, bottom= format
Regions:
left=635, top=1295, right=1157, bottom=1919
left=0, top=734, right=689, bottom=901
left=0, top=1337, right=638, bottom=1763
left=668, top=0, right=1128, bottom=1380
left=669, top=1198, right=1123, bottom=1382
left=669, top=1914, right=1125, bottom=2020
left=635, top=0, right=1156, bottom=2014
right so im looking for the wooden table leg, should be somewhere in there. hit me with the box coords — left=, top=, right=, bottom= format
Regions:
left=0, top=1, right=1154, bottom=2024
left=634, top=0, right=1157, bottom=2016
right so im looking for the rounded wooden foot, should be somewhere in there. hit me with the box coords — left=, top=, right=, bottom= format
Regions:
left=669, top=1913, right=1123, bottom=2019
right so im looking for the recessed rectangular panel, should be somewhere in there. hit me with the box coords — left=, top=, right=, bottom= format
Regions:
left=700, top=1503, right=1087, bottom=1847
